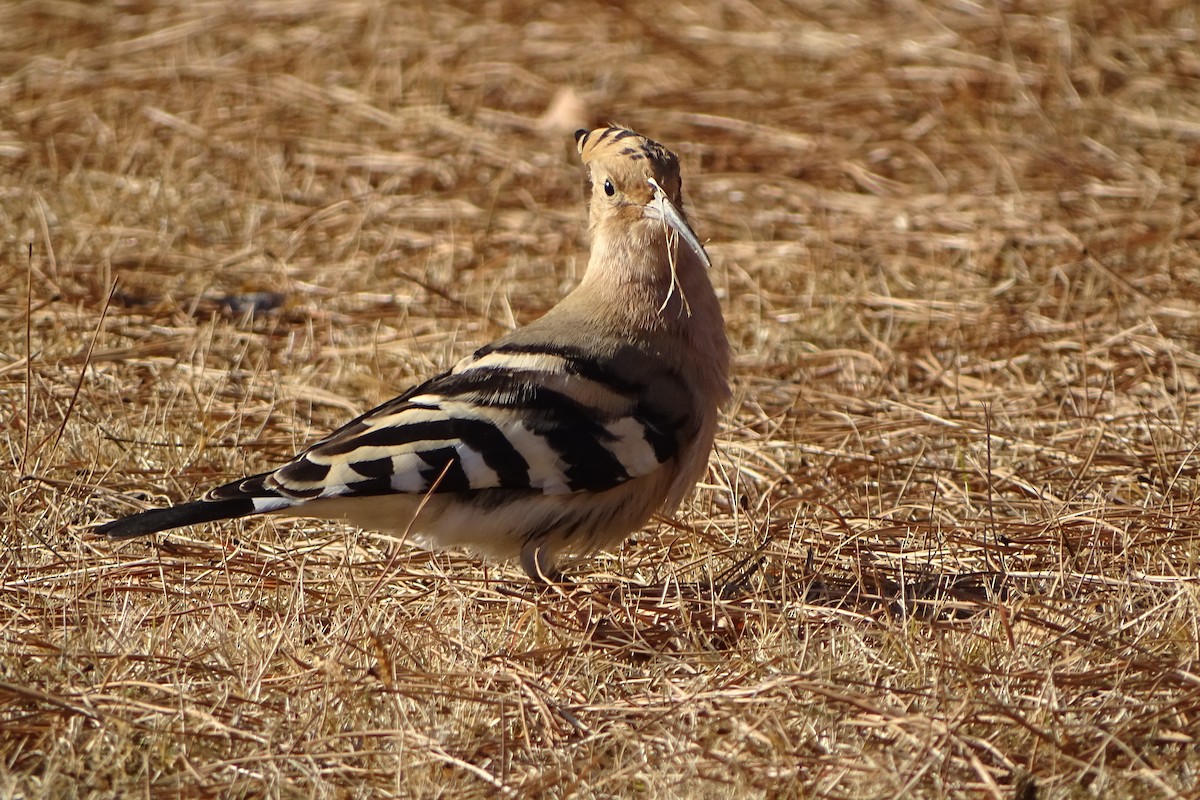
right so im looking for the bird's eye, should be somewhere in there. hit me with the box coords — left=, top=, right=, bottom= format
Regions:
left=603, top=179, right=615, bottom=197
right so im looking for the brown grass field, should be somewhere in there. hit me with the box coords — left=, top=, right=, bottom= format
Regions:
left=3, top=1, right=1200, bottom=797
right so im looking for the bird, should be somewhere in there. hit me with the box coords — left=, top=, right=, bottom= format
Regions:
left=94, top=126, right=731, bottom=582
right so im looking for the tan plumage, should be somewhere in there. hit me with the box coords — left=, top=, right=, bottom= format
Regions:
left=96, top=126, right=730, bottom=581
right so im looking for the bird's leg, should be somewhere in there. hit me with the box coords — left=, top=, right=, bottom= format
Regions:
left=520, top=542, right=565, bottom=584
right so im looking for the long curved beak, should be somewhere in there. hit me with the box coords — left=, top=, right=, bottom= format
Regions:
left=644, top=178, right=711, bottom=269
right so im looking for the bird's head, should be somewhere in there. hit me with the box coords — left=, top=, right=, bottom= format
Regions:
left=575, top=126, right=710, bottom=270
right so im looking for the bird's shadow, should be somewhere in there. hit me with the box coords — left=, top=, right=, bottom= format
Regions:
left=497, top=549, right=1006, bottom=661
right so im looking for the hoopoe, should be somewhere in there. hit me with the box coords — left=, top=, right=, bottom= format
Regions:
left=95, top=127, right=731, bottom=582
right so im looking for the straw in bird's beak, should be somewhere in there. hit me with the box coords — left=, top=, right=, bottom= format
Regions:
left=644, top=177, right=711, bottom=269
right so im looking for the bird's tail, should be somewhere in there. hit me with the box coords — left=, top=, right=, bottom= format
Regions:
left=94, top=471, right=296, bottom=539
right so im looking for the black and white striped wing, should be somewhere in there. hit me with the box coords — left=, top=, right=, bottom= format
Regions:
left=251, top=342, right=691, bottom=503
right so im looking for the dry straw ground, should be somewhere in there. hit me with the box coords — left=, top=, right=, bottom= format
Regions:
left=2, top=0, right=1199, bottom=797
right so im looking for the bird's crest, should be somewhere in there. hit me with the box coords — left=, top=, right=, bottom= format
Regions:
left=575, top=126, right=683, bottom=201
